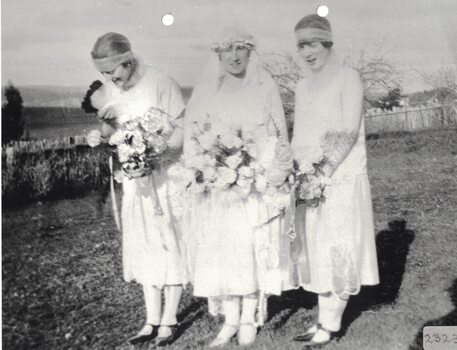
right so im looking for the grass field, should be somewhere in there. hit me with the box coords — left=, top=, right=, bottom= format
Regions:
left=2, top=128, right=457, bottom=350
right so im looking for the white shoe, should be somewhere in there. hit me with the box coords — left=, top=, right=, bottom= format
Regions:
left=237, top=323, right=258, bottom=346
left=209, top=323, right=239, bottom=347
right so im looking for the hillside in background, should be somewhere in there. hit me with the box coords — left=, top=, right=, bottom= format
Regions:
left=4, top=84, right=451, bottom=110
left=2, top=85, right=194, bottom=107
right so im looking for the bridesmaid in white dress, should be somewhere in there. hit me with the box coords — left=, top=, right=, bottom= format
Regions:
left=90, top=32, right=187, bottom=347
left=183, top=27, right=291, bottom=347
left=290, top=15, right=379, bottom=348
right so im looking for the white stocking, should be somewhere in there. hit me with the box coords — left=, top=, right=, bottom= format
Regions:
left=313, top=292, right=349, bottom=342
left=143, top=285, right=162, bottom=325
left=158, top=285, right=183, bottom=337
left=240, top=294, right=258, bottom=324
left=223, top=297, right=241, bottom=326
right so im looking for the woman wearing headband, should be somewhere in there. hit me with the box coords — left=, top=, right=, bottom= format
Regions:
left=290, top=15, right=379, bottom=348
left=90, top=32, right=187, bottom=347
left=182, top=27, right=291, bottom=347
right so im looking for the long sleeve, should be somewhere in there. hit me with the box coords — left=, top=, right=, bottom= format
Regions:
left=266, top=82, right=288, bottom=141
left=158, top=75, right=185, bottom=150
left=322, top=69, right=364, bottom=171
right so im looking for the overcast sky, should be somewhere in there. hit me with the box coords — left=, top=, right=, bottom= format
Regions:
left=2, top=0, right=456, bottom=92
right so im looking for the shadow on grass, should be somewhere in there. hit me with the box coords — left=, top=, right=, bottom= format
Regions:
left=266, top=219, right=416, bottom=332
left=267, top=289, right=317, bottom=329
left=169, top=296, right=209, bottom=343
left=267, top=219, right=415, bottom=331
left=341, top=219, right=415, bottom=333
left=409, top=279, right=457, bottom=350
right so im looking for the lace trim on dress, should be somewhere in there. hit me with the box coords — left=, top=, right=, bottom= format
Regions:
left=330, top=244, right=360, bottom=297
left=321, top=130, right=359, bottom=167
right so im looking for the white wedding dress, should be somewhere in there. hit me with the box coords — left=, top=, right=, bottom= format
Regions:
left=183, top=81, right=293, bottom=314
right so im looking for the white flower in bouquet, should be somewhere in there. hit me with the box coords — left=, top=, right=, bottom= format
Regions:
left=265, top=167, right=288, bottom=187
left=109, top=129, right=125, bottom=146
left=204, top=154, right=217, bottom=167
left=296, top=159, right=315, bottom=175
left=213, top=177, right=230, bottom=190
left=294, top=145, right=324, bottom=174
left=123, top=119, right=140, bottom=131
left=118, top=143, right=135, bottom=163
left=113, top=169, right=125, bottom=183
left=245, top=141, right=258, bottom=158
left=142, top=108, right=174, bottom=136
left=220, top=132, right=243, bottom=149
left=130, top=131, right=147, bottom=154
left=299, top=176, right=322, bottom=201
left=320, top=175, right=332, bottom=187
left=258, top=136, right=277, bottom=168
left=288, top=174, right=295, bottom=185
left=197, top=131, right=218, bottom=151
left=217, top=166, right=237, bottom=185
left=236, top=175, right=254, bottom=188
left=233, top=136, right=244, bottom=149
left=168, top=162, right=195, bottom=186
left=87, top=129, right=102, bottom=148
left=238, top=166, right=254, bottom=178
left=150, top=137, right=167, bottom=155
left=186, top=154, right=208, bottom=169
left=189, top=181, right=206, bottom=194
left=254, top=174, right=267, bottom=192
left=202, top=166, right=217, bottom=182
left=249, top=161, right=263, bottom=172
left=225, top=152, right=243, bottom=169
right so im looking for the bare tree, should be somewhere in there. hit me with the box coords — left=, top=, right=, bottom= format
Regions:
left=418, top=65, right=457, bottom=103
left=261, top=47, right=402, bottom=113
left=343, top=50, right=402, bottom=106
left=260, top=53, right=302, bottom=114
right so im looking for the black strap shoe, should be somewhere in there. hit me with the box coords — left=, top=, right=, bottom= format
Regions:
left=293, top=324, right=318, bottom=342
left=154, top=324, right=180, bottom=347
left=128, top=324, right=160, bottom=345
left=300, top=323, right=340, bottom=349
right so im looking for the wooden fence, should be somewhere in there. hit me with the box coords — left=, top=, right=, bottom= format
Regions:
left=3, top=105, right=457, bottom=155
left=365, top=104, right=457, bottom=134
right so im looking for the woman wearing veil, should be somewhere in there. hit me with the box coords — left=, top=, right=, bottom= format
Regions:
left=182, top=26, right=291, bottom=347
left=290, top=15, right=379, bottom=348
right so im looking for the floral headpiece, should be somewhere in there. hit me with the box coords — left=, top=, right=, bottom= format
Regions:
left=210, top=37, right=256, bottom=53
left=210, top=26, right=256, bottom=53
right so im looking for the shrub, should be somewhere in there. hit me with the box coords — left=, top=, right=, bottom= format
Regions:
left=2, top=144, right=112, bottom=207
left=2, top=83, right=24, bottom=144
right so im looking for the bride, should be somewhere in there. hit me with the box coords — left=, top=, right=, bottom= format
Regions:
left=182, top=26, right=291, bottom=347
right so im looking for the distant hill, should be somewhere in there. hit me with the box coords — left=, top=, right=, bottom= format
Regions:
left=3, top=85, right=88, bottom=107
left=2, top=85, right=194, bottom=107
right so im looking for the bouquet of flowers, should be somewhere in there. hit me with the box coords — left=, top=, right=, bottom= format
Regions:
left=169, top=115, right=293, bottom=212
left=292, top=145, right=332, bottom=207
left=107, top=107, right=175, bottom=181
left=87, top=106, right=175, bottom=181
